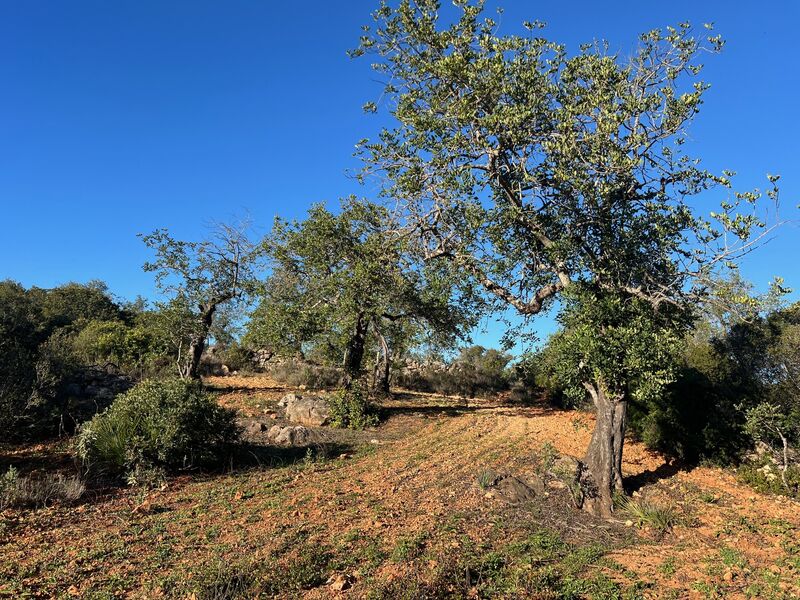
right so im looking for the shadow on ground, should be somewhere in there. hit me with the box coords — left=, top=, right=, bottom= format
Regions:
left=624, top=460, right=692, bottom=493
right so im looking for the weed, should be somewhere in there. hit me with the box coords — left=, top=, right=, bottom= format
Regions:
left=698, top=490, right=719, bottom=504
left=391, top=532, right=429, bottom=562
left=476, top=469, right=496, bottom=489
left=660, top=556, right=677, bottom=576
left=622, top=498, right=677, bottom=534
left=0, top=466, right=84, bottom=509
left=329, top=383, right=379, bottom=430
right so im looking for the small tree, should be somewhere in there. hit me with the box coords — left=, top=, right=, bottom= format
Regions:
left=247, top=200, right=474, bottom=391
left=140, top=222, right=265, bottom=380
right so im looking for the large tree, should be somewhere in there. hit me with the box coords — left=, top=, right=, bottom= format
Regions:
left=140, top=222, right=265, bottom=380
left=247, top=199, right=474, bottom=391
left=353, top=1, right=781, bottom=515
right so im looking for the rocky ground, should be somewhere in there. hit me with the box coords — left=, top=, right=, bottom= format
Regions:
left=1, top=374, right=799, bottom=599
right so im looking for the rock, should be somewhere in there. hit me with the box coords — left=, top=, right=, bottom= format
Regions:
left=267, top=425, right=311, bottom=446
left=245, top=421, right=267, bottom=436
left=285, top=394, right=331, bottom=426
left=547, top=480, right=567, bottom=490
left=493, top=475, right=537, bottom=504
left=220, top=365, right=230, bottom=376
left=329, top=574, right=353, bottom=592
left=528, top=474, right=546, bottom=495
left=550, top=455, right=580, bottom=479
left=723, top=570, right=734, bottom=582
left=277, top=393, right=297, bottom=408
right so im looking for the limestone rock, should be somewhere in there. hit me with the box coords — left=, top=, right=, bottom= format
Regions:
left=284, top=394, right=330, bottom=426
left=267, top=425, right=311, bottom=446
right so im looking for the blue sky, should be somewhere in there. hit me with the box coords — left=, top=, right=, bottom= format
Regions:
left=2, top=1, right=798, bottom=349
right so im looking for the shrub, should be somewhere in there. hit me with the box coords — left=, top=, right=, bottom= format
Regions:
left=329, top=383, right=379, bottom=429
left=218, top=342, right=255, bottom=373
left=77, top=379, right=240, bottom=478
left=0, top=281, right=45, bottom=439
left=0, top=466, right=85, bottom=510
left=736, top=455, right=800, bottom=499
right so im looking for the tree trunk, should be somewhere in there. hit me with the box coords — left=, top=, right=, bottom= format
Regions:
left=578, top=380, right=627, bottom=518
left=186, top=304, right=216, bottom=380
left=372, top=327, right=391, bottom=395
left=342, top=313, right=368, bottom=389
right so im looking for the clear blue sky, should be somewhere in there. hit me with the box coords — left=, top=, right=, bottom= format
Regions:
left=2, top=1, right=798, bottom=349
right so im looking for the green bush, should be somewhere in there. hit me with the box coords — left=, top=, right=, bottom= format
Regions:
left=77, top=379, right=240, bottom=478
left=329, top=383, right=379, bottom=429
left=736, top=455, right=800, bottom=499
left=218, top=342, right=255, bottom=373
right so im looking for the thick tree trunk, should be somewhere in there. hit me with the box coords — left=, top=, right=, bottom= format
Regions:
left=578, top=380, right=627, bottom=518
left=341, top=314, right=368, bottom=389
left=186, top=304, right=216, bottom=380
left=372, top=328, right=391, bottom=395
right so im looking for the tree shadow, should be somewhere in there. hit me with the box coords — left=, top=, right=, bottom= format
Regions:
left=205, top=384, right=287, bottom=395
left=0, top=443, right=75, bottom=475
left=624, top=460, right=692, bottom=493
left=230, top=440, right=359, bottom=471
left=379, top=403, right=484, bottom=419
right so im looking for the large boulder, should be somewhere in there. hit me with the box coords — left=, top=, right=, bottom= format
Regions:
left=282, top=393, right=331, bottom=426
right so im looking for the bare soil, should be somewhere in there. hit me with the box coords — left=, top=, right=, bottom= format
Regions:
left=1, top=374, right=798, bottom=599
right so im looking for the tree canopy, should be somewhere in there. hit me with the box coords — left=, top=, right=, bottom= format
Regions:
left=247, top=199, right=476, bottom=389
left=352, top=0, right=783, bottom=515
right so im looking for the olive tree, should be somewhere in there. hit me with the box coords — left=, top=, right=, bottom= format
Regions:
left=140, top=222, right=265, bottom=380
left=353, top=1, right=781, bottom=515
left=247, top=199, right=474, bottom=391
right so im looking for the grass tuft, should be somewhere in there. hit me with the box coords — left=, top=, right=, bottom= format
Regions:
left=622, top=497, right=677, bottom=534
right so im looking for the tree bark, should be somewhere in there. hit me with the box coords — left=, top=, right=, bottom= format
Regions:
left=186, top=304, right=216, bottom=380
left=578, top=380, right=627, bottom=518
left=372, top=326, right=391, bottom=395
left=341, top=313, right=368, bottom=389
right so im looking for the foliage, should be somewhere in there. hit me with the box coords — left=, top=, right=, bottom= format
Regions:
left=76, top=379, right=240, bottom=479
left=736, top=456, right=800, bottom=499
left=140, top=221, right=266, bottom=379
left=246, top=199, right=476, bottom=389
left=38, top=280, right=124, bottom=333
left=0, top=280, right=44, bottom=438
left=216, top=342, right=254, bottom=373
left=328, top=382, right=379, bottom=429
left=540, top=287, right=689, bottom=408
left=0, top=280, right=133, bottom=440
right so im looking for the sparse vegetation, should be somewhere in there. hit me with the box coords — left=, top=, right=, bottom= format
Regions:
left=0, top=466, right=84, bottom=510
